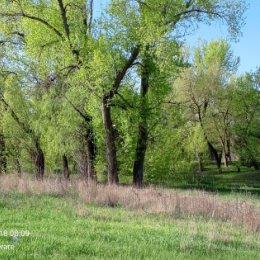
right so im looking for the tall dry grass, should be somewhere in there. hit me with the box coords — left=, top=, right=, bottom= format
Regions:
left=0, top=174, right=259, bottom=232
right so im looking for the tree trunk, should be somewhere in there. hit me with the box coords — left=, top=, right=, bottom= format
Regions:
left=222, top=144, right=229, bottom=168
left=65, top=96, right=97, bottom=181
left=98, top=47, right=139, bottom=184
left=0, top=133, right=7, bottom=174
left=16, top=158, right=22, bottom=178
left=77, top=121, right=96, bottom=182
left=222, top=133, right=231, bottom=168
left=223, top=152, right=228, bottom=168
left=207, top=141, right=222, bottom=173
left=226, top=137, right=232, bottom=162
left=196, top=151, right=204, bottom=172
left=63, top=154, right=70, bottom=180
left=35, top=139, right=45, bottom=180
left=133, top=122, right=148, bottom=187
left=77, top=148, right=88, bottom=179
left=85, top=125, right=96, bottom=181
left=102, top=97, right=118, bottom=185
left=133, top=55, right=150, bottom=187
left=198, top=111, right=222, bottom=173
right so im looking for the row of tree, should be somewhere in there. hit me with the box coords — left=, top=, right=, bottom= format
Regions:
left=0, top=0, right=259, bottom=186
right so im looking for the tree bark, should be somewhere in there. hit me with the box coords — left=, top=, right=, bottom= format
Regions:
left=226, top=137, right=232, bottom=162
left=35, top=139, right=45, bottom=180
left=133, top=55, right=150, bottom=187
left=207, top=141, right=222, bottom=173
left=100, top=47, right=139, bottom=185
left=63, top=154, right=70, bottom=180
left=102, top=97, right=118, bottom=184
left=197, top=109, right=222, bottom=174
left=133, top=122, right=148, bottom=187
left=85, top=124, right=96, bottom=181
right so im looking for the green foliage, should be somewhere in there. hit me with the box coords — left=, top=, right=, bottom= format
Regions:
left=0, top=0, right=255, bottom=184
left=230, top=71, right=260, bottom=167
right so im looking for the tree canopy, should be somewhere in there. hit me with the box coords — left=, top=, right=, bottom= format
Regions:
left=1, top=0, right=258, bottom=187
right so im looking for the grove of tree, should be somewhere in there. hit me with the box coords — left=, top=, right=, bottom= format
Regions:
left=0, top=0, right=259, bottom=187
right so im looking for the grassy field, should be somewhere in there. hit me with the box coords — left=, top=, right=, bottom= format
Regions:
left=139, top=165, right=260, bottom=194
left=0, top=177, right=259, bottom=260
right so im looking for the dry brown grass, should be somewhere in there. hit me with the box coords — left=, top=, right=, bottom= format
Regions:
left=0, top=174, right=259, bottom=232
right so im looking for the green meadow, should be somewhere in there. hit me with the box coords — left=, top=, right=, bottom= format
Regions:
left=0, top=191, right=259, bottom=260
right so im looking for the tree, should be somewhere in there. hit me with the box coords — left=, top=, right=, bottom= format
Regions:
left=120, top=0, right=246, bottom=185
left=171, top=40, right=239, bottom=172
left=231, top=70, right=260, bottom=170
left=0, top=0, right=98, bottom=181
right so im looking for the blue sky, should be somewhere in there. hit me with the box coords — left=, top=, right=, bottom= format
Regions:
left=94, top=0, right=259, bottom=74
left=185, top=0, right=260, bottom=74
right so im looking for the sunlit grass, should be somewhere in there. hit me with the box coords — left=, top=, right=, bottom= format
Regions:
left=0, top=191, right=259, bottom=260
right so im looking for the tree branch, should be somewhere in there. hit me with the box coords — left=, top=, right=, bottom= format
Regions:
left=116, top=92, right=134, bottom=109
left=57, top=0, right=70, bottom=40
left=87, top=0, right=94, bottom=36
left=105, top=46, right=140, bottom=100
left=166, top=8, right=224, bottom=26
left=0, top=12, right=64, bottom=39
left=64, top=95, right=92, bottom=123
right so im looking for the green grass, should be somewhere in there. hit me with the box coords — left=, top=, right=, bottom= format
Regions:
left=0, top=192, right=259, bottom=260
left=141, top=164, right=260, bottom=194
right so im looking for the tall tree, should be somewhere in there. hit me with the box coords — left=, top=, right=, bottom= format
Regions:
left=172, top=40, right=239, bottom=172
left=125, top=0, right=245, bottom=185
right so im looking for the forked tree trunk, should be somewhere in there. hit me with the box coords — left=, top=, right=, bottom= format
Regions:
left=102, top=97, right=118, bottom=185
left=99, top=47, right=139, bottom=185
left=133, top=55, right=150, bottom=187
left=63, top=154, right=70, bottom=180
left=35, top=139, right=45, bottom=180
